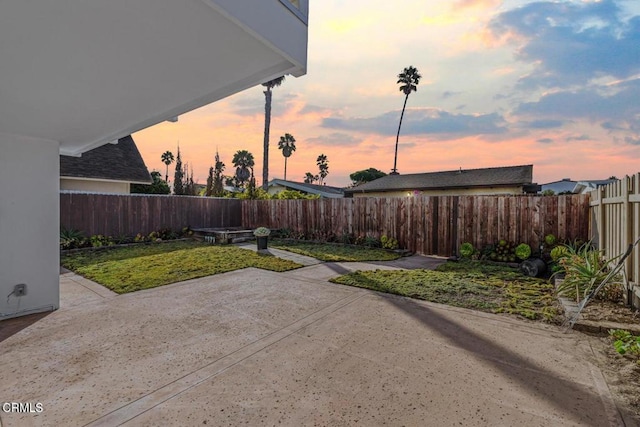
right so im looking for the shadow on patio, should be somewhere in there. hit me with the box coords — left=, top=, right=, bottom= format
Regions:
left=381, top=295, right=620, bottom=426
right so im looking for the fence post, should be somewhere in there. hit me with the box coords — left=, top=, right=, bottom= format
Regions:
left=597, top=187, right=605, bottom=254
left=634, top=173, right=640, bottom=307
left=622, top=177, right=632, bottom=287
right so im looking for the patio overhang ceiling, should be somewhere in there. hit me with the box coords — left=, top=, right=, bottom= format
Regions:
left=0, top=0, right=308, bottom=156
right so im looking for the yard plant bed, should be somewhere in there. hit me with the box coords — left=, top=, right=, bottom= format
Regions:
left=271, top=240, right=401, bottom=262
left=61, top=241, right=302, bottom=293
left=581, top=300, right=640, bottom=325
left=330, top=260, right=560, bottom=321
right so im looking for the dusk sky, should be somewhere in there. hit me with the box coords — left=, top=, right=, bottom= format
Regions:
left=133, top=0, right=640, bottom=188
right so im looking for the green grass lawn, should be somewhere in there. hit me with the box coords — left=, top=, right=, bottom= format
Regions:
left=330, top=260, right=559, bottom=322
left=61, top=241, right=302, bottom=294
left=271, top=240, right=401, bottom=262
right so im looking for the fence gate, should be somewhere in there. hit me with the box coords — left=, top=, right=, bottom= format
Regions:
left=590, top=173, right=640, bottom=307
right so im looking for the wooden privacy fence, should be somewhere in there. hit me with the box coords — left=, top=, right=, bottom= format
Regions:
left=590, top=174, right=640, bottom=307
left=60, top=192, right=242, bottom=237
left=242, top=195, right=590, bottom=257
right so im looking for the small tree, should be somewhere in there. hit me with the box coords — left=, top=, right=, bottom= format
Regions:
left=304, top=172, right=319, bottom=184
left=173, top=147, right=184, bottom=195
left=316, top=154, right=329, bottom=185
left=350, top=168, right=387, bottom=186
left=183, top=163, right=196, bottom=196
left=213, top=151, right=225, bottom=196
left=131, top=171, right=170, bottom=194
left=205, top=166, right=214, bottom=197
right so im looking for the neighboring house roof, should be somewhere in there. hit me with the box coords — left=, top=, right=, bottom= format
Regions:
left=573, top=179, right=618, bottom=194
left=268, top=179, right=344, bottom=198
left=60, top=135, right=151, bottom=184
left=540, top=178, right=577, bottom=194
left=345, top=165, right=535, bottom=194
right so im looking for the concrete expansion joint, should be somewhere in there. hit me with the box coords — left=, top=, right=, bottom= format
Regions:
left=85, top=291, right=365, bottom=426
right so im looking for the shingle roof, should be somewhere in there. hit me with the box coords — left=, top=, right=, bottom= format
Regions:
left=60, top=135, right=151, bottom=184
left=345, top=165, right=533, bottom=194
left=269, top=179, right=344, bottom=198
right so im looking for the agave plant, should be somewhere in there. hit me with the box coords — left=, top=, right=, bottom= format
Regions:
left=554, top=241, right=621, bottom=303
left=60, top=227, right=86, bottom=250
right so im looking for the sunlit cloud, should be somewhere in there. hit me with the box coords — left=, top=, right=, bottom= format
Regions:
left=307, top=132, right=363, bottom=147
left=322, top=108, right=507, bottom=138
left=131, top=0, right=640, bottom=188
left=566, top=134, right=592, bottom=142
left=489, top=0, right=640, bottom=89
left=518, top=119, right=566, bottom=129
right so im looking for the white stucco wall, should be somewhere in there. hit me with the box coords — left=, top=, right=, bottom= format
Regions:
left=0, top=134, right=60, bottom=319
left=60, top=178, right=130, bottom=194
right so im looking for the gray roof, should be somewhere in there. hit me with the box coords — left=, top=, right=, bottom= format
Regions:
left=60, top=135, right=151, bottom=184
left=345, top=165, right=533, bottom=194
left=540, top=179, right=577, bottom=194
left=269, top=179, right=344, bottom=198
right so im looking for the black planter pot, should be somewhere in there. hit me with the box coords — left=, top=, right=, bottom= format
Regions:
left=520, top=257, right=547, bottom=277
left=257, top=236, right=268, bottom=250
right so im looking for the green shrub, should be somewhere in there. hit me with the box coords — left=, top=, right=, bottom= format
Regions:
left=545, top=234, right=556, bottom=246
left=380, top=235, right=399, bottom=250
left=157, top=227, right=177, bottom=240
left=60, top=227, right=87, bottom=250
left=134, top=233, right=148, bottom=243
left=253, top=227, right=271, bottom=237
left=492, top=239, right=516, bottom=262
left=609, top=329, right=640, bottom=362
left=339, top=231, right=355, bottom=244
left=90, top=234, right=114, bottom=248
left=550, top=245, right=568, bottom=261
left=363, top=236, right=381, bottom=248
left=460, top=242, right=474, bottom=258
left=515, top=243, right=532, bottom=260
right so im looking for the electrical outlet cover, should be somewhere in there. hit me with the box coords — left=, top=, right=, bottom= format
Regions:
left=14, top=283, right=26, bottom=296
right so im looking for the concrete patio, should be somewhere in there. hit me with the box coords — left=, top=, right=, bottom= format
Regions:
left=0, top=257, right=625, bottom=426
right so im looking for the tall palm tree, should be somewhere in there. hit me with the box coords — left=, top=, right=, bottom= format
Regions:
left=278, top=133, right=296, bottom=180
left=232, top=150, right=255, bottom=187
left=161, top=151, right=174, bottom=182
left=316, top=154, right=329, bottom=185
left=262, top=76, right=285, bottom=190
left=392, top=65, right=421, bottom=175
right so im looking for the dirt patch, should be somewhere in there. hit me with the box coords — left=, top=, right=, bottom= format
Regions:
left=581, top=299, right=640, bottom=325
left=574, top=298, right=640, bottom=423
left=587, top=334, right=640, bottom=424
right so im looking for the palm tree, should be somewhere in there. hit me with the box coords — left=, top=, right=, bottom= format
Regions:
left=316, top=154, right=329, bottom=185
left=261, top=76, right=285, bottom=190
left=304, top=172, right=318, bottom=184
left=232, top=150, right=255, bottom=187
left=392, top=66, right=421, bottom=175
left=278, top=133, right=296, bottom=180
left=161, top=151, right=174, bottom=182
